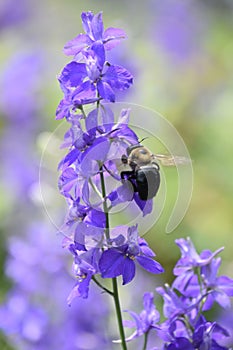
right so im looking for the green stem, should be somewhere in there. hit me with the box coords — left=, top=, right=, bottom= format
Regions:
left=99, top=167, right=127, bottom=350
left=92, top=275, right=114, bottom=296
left=112, top=277, right=128, bottom=350
left=142, top=331, right=149, bottom=350
left=79, top=105, right=87, bottom=119
left=89, top=177, right=102, bottom=199
left=99, top=166, right=110, bottom=240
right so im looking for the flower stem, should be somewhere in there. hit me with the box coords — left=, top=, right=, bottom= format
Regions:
left=99, top=167, right=127, bottom=350
left=142, top=331, right=149, bottom=350
left=99, top=166, right=110, bottom=241
left=112, top=277, right=128, bottom=350
left=92, top=275, right=114, bottom=296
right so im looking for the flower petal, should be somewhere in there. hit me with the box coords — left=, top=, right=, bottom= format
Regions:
left=91, top=12, right=104, bottom=41
left=122, top=258, right=135, bottom=285
left=99, top=248, right=125, bottom=278
left=104, top=65, right=133, bottom=90
left=103, top=27, right=126, bottom=50
left=63, top=34, right=91, bottom=56
left=97, top=80, right=115, bottom=102
left=136, top=256, right=164, bottom=274
left=81, top=11, right=94, bottom=37
left=216, top=276, right=233, bottom=296
left=59, top=62, right=87, bottom=88
left=85, top=108, right=98, bottom=132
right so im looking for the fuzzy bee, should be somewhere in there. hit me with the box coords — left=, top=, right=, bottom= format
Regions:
left=121, top=143, right=189, bottom=201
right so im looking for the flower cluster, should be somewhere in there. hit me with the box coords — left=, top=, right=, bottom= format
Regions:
left=0, top=224, right=111, bottom=350
left=56, top=11, right=164, bottom=303
left=55, top=11, right=233, bottom=350
left=123, top=238, right=233, bottom=349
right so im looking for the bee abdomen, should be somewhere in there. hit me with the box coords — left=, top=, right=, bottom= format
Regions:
left=136, top=168, right=160, bottom=200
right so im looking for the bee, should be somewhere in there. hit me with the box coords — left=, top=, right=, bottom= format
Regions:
left=121, top=143, right=189, bottom=201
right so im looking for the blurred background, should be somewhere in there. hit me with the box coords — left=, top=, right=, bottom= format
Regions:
left=1, top=0, right=233, bottom=349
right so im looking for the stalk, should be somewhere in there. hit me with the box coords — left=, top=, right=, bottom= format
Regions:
left=99, top=167, right=128, bottom=350
left=142, top=331, right=149, bottom=350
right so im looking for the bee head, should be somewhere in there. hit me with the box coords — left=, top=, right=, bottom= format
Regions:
left=126, top=144, right=143, bottom=156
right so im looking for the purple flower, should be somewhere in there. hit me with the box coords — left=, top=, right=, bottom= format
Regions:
left=58, top=12, right=132, bottom=109
left=59, top=54, right=133, bottom=104
left=172, top=238, right=233, bottom=310
left=0, top=52, right=43, bottom=122
left=99, top=225, right=164, bottom=284
left=0, top=291, right=48, bottom=342
left=1, top=224, right=111, bottom=349
left=217, top=309, right=233, bottom=348
left=67, top=252, right=97, bottom=301
left=156, top=238, right=232, bottom=350
left=63, top=11, right=126, bottom=57
left=163, top=337, right=194, bottom=350
left=152, top=1, right=203, bottom=62
left=192, top=316, right=229, bottom=350
left=174, top=237, right=224, bottom=274
left=122, top=292, right=160, bottom=342
left=156, top=284, right=198, bottom=321
left=172, top=237, right=224, bottom=291
left=0, top=52, right=44, bottom=200
left=58, top=108, right=139, bottom=208
left=0, top=0, right=30, bottom=31
left=160, top=315, right=229, bottom=350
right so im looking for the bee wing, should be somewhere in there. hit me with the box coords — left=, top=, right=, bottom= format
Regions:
left=153, top=154, right=191, bottom=166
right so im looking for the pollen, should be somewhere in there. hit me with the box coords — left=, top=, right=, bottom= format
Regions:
left=76, top=273, right=86, bottom=281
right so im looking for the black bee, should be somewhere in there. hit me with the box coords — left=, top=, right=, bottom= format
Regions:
left=121, top=144, right=160, bottom=200
left=121, top=143, right=189, bottom=201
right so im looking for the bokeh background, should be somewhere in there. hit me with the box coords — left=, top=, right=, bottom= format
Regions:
left=1, top=0, right=233, bottom=349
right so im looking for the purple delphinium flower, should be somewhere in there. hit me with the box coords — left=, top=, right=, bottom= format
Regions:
left=172, top=237, right=233, bottom=310
left=63, top=11, right=126, bottom=57
left=0, top=0, right=30, bottom=31
left=192, top=316, right=229, bottom=350
left=0, top=52, right=43, bottom=123
left=151, top=1, right=203, bottom=62
left=56, top=11, right=132, bottom=121
left=1, top=224, right=111, bottom=350
left=154, top=238, right=231, bottom=349
left=67, top=247, right=102, bottom=302
left=99, top=225, right=164, bottom=285
left=0, top=52, right=44, bottom=201
left=59, top=54, right=133, bottom=104
left=156, top=283, right=198, bottom=321
left=217, top=309, right=233, bottom=348
left=161, top=315, right=229, bottom=350
left=56, top=10, right=163, bottom=307
left=122, top=292, right=160, bottom=342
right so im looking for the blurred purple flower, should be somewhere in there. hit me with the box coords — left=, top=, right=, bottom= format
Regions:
left=155, top=238, right=232, bottom=349
left=0, top=52, right=44, bottom=200
left=0, top=224, right=111, bottom=349
left=218, top=309, right=233, bottom=348
left=158, top=305, right=229, bottom=350
left=192, top=316, right=229, bottom=350
left=0, top=0, right=31, bottom=31
left=123, top=292, right=160, bottom=341
left=0, top=52, right=43, bottom=123
left=152, top=0, right=203, bottom=61
left=172, top=238, right=233, bottom=310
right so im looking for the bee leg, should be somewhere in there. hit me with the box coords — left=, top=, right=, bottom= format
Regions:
left=120, top=170, right=135, bottom=180
left=151, top=161, right=160, bottom=170
left=120, top=171, right=137, bottom=192
left=121, top=154, right=128, bottom=164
